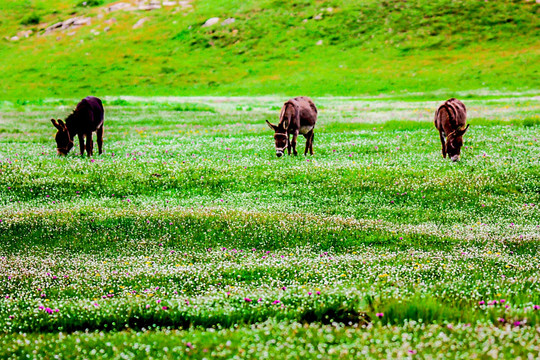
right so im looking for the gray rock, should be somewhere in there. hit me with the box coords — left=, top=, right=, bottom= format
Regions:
left=73, top=18, right=91, bottom=26
left=133, top=18, right=149, bottom=29
left=202, top=17, right=220, bottom=27
left=221, top=18, right=235, bottom=26
left=107, top=3, right=133, bottom=12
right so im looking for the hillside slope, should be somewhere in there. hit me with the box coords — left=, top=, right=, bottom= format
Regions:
left=0, top=0, right=539, bottom=100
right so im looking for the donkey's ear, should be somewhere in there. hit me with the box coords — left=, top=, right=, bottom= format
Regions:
left=458, top=124, right=470, bottom=135
left=51, top=119, right=63, bottom=130
left=266, top=120, right=277, bottom=131
left=57, top=119, right=66, bottom=129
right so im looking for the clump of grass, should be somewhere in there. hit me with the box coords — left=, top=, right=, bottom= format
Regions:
left=522, top=117, right=540, bottom=127
left=76, top=0, right=102, bottom=7
left=105, top=99, right=129, bottom=106
left=20, top=13, right=40, bottom=26
left=172, top=103, right=216, bottom=113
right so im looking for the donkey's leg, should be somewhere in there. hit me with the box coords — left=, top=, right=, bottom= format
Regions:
left=291, top=131, right=299, bottom=156
left=439, top=131, right=446, bottom=158
left=287, top=134, right=291, bottom=155
left=304, top=132, right=313, bottom=156
left=309, top=132, right=314, bottom=155
left=86, top=133, right=94, bottom=157
left=78, top=133, right=85, bottom=156
left=97, top=126, right=104, bottom=155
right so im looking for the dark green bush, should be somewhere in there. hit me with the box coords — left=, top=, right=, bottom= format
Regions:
left=20, top=13, right=40, bottom=26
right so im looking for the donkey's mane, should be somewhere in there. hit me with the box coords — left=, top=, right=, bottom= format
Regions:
left=63, top=108, right=82, bottom=134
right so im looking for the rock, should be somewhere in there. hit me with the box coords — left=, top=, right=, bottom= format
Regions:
left=302, top=19, right=308, bottom=23
left=178, top=1, right=192, bottom=8
left=104, top=26, right=111, bottom=32
left=139, top=5, right=161, bottom=10
left=202, top=17, right=219, bottom=27
left=10, top=36, right=19, bottom=42
left=62, top=18, right=77, bottom=28
left=133, top=18, right=149, bottom=29
left=139, top=0, right=161, bottom=10
left=107, top=2, right=129, bottom=12
left=68, top=31, right=76, bottom=36
left=314, top=13, right=323, bottom=20
left=326, top=7, right=333, bottom=12
left=44, top=17, right=91, bottom=34
left=316, top=40, right=323, bottom=46
left=17, top=30, right=33, bottom=38
left=221, top=18, right=235, bottom=26
left=163, top=1, right=177, bottom=6
left=107, top=2, right=136, bottom=12
left=45, top=22, right=64, bottom=33
left=105, top=18, right=117, bottom=24
left=73, top=18, right=91, bottom=26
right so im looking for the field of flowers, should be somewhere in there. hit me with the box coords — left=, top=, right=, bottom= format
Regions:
left=0, top=94, right=539, bottom=358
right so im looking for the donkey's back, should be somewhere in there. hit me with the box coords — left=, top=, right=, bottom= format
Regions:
left=289, top=96, right=317, bottom=128
left=434, top=98, right=466, bottom=135
left=75, top=96, right=104, bottom=132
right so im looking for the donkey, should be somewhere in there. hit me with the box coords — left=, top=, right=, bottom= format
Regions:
left=434, top=98, right=469, bottom=162
left=51, top=96, right=104, bottom=157
left=266, top=96, right=317, bottom=157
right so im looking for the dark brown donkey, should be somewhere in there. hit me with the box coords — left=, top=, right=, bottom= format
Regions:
left=266, top=96, right=317, bottom=157
left=51, top=96, right=104, bottom=156
left=434, top=98, right=469, bottom=162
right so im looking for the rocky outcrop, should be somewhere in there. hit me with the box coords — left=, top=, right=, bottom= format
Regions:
left=44, top=17, right=92, bottom=34
left=8, top=0, right=193, bottom=40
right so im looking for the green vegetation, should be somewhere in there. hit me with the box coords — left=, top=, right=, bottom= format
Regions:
left=0, top=0, right=539, bottom=99
left=1, top=0, right=539, bottom=357
left=20, top=13, right=41, bottom=26
left=0, top=96, right=539, bottom=358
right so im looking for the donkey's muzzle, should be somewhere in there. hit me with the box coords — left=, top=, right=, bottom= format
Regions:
left=450, top=155, right=460, bottom=162
left=276, top=151, right=283, bottom=158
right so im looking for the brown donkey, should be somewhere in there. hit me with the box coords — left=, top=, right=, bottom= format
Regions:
left=266, top=96, right=317, bottom=157
left=51, top=96, right=104, bottom=156
left=434, top=98, right=469, bottom=162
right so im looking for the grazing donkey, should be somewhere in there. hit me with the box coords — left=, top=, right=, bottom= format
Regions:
left=266, top=96, right=317, bottom=157
left=51, top=96, right=104, bottom=156
left=434, top=98, right=469, bottom=162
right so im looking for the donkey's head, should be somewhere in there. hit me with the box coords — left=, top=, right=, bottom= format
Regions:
left=446, top=124, right=469, bottom=162
left=51, top=119, right=73, bottom=156
left=266, top=120, right=288, bottom=157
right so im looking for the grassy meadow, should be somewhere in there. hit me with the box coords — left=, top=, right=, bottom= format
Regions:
left=1, top=0, right=540, bottom=358
left=0, top=95, right=539, bottom=358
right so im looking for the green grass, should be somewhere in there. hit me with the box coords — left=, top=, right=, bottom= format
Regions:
left=0, top=0, right=539, bottom=99
left=0, top=95, right=539, bottom=358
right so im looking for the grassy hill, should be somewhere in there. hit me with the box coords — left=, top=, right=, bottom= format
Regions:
left=0, top=0, right=539, bottom=100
